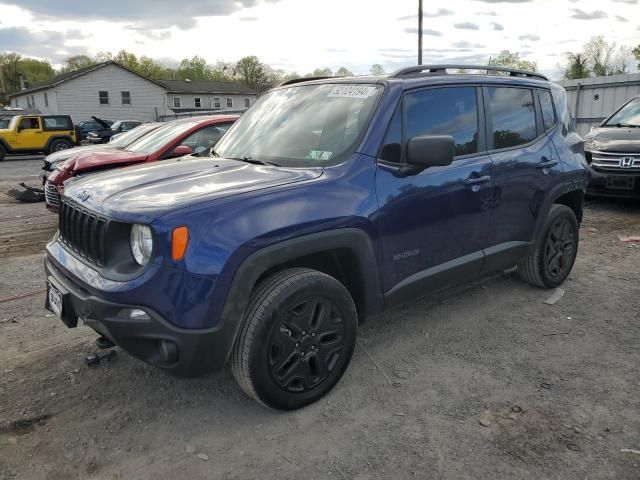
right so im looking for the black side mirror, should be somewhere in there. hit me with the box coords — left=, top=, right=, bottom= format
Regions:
left=406, top=135, right=455, bottom=168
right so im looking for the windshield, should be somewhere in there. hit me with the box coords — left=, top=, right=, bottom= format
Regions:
left=124, top=119, right=204, bottom=155
left=604, top=97, right=640, bottom=126
left=214, top=83, right=384, bottom=167
left=109, top=124, right=158, bottom=147
left=111, top=121, right=123, bottom=131
left=8, top=116, right=19, bottom=130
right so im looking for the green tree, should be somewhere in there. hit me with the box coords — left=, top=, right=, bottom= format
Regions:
left=563, top=52, right=590, bottom=80
left=634, top=44, right=640, bottom=70
left=310, top=67, right=333, bottom=77
left=61, top=55, right=95, bottom=73
left=489, top=50, right=537, bottom=72
left=234, top=56, right=275, bottom=92
left=176, top=55, right=212, bottom=81
left=583, top=36, right=617, bottom=76
left=370, top=64, right=385, bottom=75
left=335, top=67, right=354, bottom=77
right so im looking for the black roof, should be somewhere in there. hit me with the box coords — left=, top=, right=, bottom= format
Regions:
left=160, top=79, right=256, bottom=95
left=9, top=61, right=256, bottom=97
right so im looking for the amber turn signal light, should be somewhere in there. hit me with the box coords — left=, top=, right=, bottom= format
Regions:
left=171, top=226, right=189, bottom=261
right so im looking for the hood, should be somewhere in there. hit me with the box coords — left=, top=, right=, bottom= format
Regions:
left=45, top=145, right=116, bottom=165
left=91, top=116, right=112, bottom=129
left=61, top=150, right=148, bottom=174
left=585, top=126, right=640, bottom=153
left=63, top=157, right=323, bottom=220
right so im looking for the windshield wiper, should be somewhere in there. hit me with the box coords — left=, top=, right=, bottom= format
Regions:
left=230, top=155, right=280, bottom=167
left=616, top=122, right=640, bottom=128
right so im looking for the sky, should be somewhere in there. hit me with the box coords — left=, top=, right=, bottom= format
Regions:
left=0, top=0, right=639, bottom=80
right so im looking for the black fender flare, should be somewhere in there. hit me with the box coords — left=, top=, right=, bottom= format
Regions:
left=0, top=138, right=11, bottom=152
left=530, top=181, right=584, bottom=252
left=215, top=228, right=384, bottom=366
left=45, top=135, right=74, bottom=152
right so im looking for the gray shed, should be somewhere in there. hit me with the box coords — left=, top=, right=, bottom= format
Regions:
left=556, top=73, right=640, bottom=137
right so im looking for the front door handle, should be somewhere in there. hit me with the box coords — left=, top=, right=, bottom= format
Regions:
left=463, top=175, right=491, bottom=186
left=536, top=157, right=558, bottom=169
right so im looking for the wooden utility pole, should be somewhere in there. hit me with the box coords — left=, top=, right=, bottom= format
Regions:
left=418, top=0, right=423, bottom=65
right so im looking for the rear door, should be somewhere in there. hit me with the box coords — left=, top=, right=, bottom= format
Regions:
left=374, top=85, right=495, bottom=304
left=483, top=85, right=564, bottom=270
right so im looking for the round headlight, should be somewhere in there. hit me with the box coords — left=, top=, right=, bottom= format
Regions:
left=130, top=224, right=153, bottom=266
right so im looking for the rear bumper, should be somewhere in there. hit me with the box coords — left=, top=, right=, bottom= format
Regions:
left=586, top=166, right=640, bottom=199
left=44, top=251, right=233, bottom=377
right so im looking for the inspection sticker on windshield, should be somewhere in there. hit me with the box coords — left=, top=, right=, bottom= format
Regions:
left=306, top=150, right=333, bottom=161
left=328, top=86, right=377, bottom=99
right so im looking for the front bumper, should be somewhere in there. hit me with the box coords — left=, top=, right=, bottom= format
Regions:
left=44, top=251, right=233, bottom=377
left=586, top=166, right=640, bottom=199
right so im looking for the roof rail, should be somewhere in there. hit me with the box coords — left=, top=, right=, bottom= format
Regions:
left=389, top=64, right=548, bottom=81
left=279, top=76, right=334, bottom=87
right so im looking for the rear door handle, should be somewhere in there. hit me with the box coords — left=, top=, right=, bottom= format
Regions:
left=463, top=175, right=491, bottom=186
left=536, top=157, right=558, bottom=169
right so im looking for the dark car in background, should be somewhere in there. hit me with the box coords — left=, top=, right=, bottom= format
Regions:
left=76, top=117, right=113, bottom=141
left=584, top=95, right=640, bottom=199
left=87, top=119, right=142, bottom=144
left=42, top=122, right=161, bottom=184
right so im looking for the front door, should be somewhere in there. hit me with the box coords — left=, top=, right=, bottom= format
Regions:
left=374, top=86, right=495, bottom=306
left=482, top=86, right=564, bottom=268
left=14, top=117, right=43, bottom=149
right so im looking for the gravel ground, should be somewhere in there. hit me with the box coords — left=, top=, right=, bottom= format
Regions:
left=0, top=157, right=639, bottom=480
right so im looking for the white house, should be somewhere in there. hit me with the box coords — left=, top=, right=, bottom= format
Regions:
left=8, top=61, right=258, bottom=123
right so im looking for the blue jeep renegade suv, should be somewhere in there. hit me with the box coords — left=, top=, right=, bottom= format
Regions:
left=45, top=65, right=590, bottom=410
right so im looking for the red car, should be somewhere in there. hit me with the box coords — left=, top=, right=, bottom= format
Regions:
left=45, top=115, right=238, bottom=211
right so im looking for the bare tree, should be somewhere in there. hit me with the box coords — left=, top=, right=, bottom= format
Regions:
left=563, top=52, right=591, bottom=79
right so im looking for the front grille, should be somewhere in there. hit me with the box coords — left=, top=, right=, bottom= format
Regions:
left=58, top=201, right=107, bottom=267
left=44, top=182, right=61, bottom=207
left=591, top=151, right=640, bottom=172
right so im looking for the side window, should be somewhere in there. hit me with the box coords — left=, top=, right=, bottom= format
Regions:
left=405, top=87, right=479, bottom=156
left=43, top=117, right=72, bottom=130
left=487, top=87, right=536, bottom=149
left=19, top=117, right=40, bottom=130
left=539, top=90, right=556, bottom=131
left=180, top=125, right=228, bottom=155
left=379, top=105, right=402, bottom=163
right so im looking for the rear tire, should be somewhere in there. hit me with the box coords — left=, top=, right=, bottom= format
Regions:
left=518, top=204, right=579, bottom=288
left=48, top=139, right=72, bottom=154
left=231, top=268, right=358, bottom=410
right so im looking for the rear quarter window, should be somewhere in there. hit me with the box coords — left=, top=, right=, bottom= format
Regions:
left=539, top=90, right=557, bottom=131
left=43, top=116, right=73, bottom=131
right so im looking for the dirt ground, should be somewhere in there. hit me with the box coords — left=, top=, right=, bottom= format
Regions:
left=1, top=156, right=639, bottom=480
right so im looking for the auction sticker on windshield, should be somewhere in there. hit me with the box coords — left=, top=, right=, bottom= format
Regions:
left=328, top=86, right=377, bottom=99
left=306, top=150, right=333, bottom=160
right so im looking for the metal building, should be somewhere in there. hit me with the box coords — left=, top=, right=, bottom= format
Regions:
left=556, top=72, right=640, bottom=137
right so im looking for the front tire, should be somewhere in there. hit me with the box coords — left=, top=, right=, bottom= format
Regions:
left=0, top=144, right=6, bottom=161
left=231, top=268, right=358, bottom=410
left=518, top=204, right=579, bottom=288
left=48, top=139, right=72, bottom=154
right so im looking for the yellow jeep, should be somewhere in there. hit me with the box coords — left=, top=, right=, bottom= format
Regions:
left=0, top=115, right=78, bottom=161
